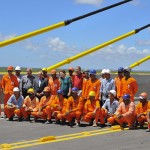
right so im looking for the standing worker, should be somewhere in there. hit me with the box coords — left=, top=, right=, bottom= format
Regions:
left=1, top=66, right=19, bottom=111
left=15, top=66, right=22, bottom=84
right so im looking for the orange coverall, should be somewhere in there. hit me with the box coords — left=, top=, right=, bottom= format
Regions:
left=136, top=101, right=150, bottom=126
left=122, top=77, right=138, bottom=102
left=83, top=99, right=102, bottom=124
left=21, top=96, right=39, bottom=119
left=1, top=74, right=19, bottom=107
left=114, top=102, right=135, bottom=127
left=65, top=96, right=85, bottom=123
left=114, top=76, right=123, bottom=99
left=85, top=79, right=101, bottom=100
left=82, top=78, right=89, bottom=98
left=32, top=95, right=55, bottom=120
left=48, top=77, right=60, bottom=95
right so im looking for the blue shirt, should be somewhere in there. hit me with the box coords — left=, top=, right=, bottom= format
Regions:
left=100, top=78, right=115, bottom=101
left=7, top=94, right=24, bottom=108
left=102, top=99, right=119, bottom=114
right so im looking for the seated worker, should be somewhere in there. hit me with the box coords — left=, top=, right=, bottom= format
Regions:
left=114, top=94, right=135, bottom=129
left=136, top=92, right=150, bottom=131
left=5, top=87, right=24, bottom=121
left=82, top=91, right=103, bottom=127
left=32, top=86, right=54, bottom=123
left=65, top=87, right=85, bottom=127
left=101, top=90, right=119, bottom=126
left=22, top=88, right=39, bottom=121
left=52, top=89, right=68, bottom=124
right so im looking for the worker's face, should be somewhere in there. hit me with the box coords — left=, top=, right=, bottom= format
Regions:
left=38, top=72, right=43, bottom=78
left=27, top=69, right=32, bottom=76
left=51, top=74, right=56, bottom=78
left=123, top=99, right=130, bottom=105
left=109, top=93, right=114, bottom=100
left=84, top=72, right=89, bottom=78
left=28, top=93, right=35, bottom=99
left=75, top=67, right=81, bottom=75
left=118, top=71, right=124, bottom=78
left=140, top=98, right=146, bottom=104
left=42, top=71, right=47, bottom=76
left=14, top=91, right=20, bottom=97
left=124, top=71, right=130, bottom=77
left=71, top=91, right=78, bottom=98
left=101, top=73, right=105, bottom=79
left=105, top=73, right=110, bottom=80
left=90, top=74, right=95, bottom=80
left=69, top=70, right=73, bottom=76
left=15, top=70, right=21, bottom=76
left=8, top=70, right=13, bottom=75
left=89, top=96, right=95, bottom=101
left=59, top=72, right=65, bottom=78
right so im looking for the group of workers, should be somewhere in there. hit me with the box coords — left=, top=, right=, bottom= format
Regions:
left=0, top=65, right=150, bottom=132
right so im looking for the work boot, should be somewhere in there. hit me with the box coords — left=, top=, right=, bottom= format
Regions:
left=54, top=120, right=61, bottom=124
left=89, top=118, right=94, bottom=126
left=8, top=116, right=13, bottom=121
left=18, top=117, right=23, bottom=122
left=24, top=116, right=30, bottom=121
left=93, top=120, right=98, bottom=127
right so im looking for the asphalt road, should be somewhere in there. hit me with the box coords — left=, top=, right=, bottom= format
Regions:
left=0, top=118, right=149, bottom=150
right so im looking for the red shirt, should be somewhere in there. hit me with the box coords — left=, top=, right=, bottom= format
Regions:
left=73, top=73, right=83, bottom=90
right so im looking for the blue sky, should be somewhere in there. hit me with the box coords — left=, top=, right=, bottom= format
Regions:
left=0, top=0, right=150, bottom=71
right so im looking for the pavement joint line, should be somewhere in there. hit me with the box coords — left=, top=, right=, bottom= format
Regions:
left=0, top=127, right=125, bottom=150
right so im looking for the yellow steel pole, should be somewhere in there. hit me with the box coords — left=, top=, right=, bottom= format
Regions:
left=0, top=0, right=132, bottom=48
left=47, top=24, right=150, bottom=71
left=129, top=55, right=150, bottom=69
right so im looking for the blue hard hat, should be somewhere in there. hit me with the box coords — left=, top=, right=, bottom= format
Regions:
left=57, top=89, right=63, bottom=94
left=72, top=87, right=79, bottom=92
left=118, top=67, right=124, bottom=72
left=89, top=69, right=96, bottom=75
left=122, top=94, right=130, bottom=100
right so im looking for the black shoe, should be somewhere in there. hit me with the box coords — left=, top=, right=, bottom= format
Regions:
left=89, top=118, right=94, bottom=126
left=100, top=124, right=106, bottom=128
left=8, top=116, right=13, bottom=121
left=139, top=124, right=144, bottom=129
left=55, top=120, right=61, bottom=124
left=18, top=117, right=23, bottom=122
left=24, top=116, right=30, bottom=121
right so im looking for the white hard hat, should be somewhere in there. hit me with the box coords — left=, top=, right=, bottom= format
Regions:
left=15, top=66, right=21, bottom=71
left=13, top=87, right=20, bottom=92
left=101, top=69, right=106, bottom=74
left=109, top=90, right=116, bottom=97
left=105, top=69, right=111, bottom=74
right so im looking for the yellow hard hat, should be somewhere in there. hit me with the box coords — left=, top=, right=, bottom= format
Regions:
left=27, top=88, right=34, bottom=94
left=42, top=68, right=47, bottom=72
left=89, top=91, right=96, bottom=97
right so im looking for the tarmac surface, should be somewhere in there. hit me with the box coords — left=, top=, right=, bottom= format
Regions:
left=0, top=74, right=150, bottom=150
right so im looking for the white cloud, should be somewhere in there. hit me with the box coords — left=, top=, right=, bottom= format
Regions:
left=75, top=0, right=103, bottom=6
left=137, top=40, right=150, bottom=46
left=0, top=33, right=16, bottom=41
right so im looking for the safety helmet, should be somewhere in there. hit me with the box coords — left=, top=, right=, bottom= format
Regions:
left=118, top=67, right=124, bottom=72
left=101, top=69, right=106, bottom=74
left=27, top=88, right=34, bottom=94
left=109, top=90, right=116, bottom=97
left=13, top=87, right=20, bottom=92
left=105, top=69, right=111, bottom=74
left=122, top=94, right=130, bottom=100
left=139, top=92, right=148, bottom=100
left=15, top=66, right=21, bottom=71
left=89, top=91, right=96, bottom=97
left=57, top=89, right=63, bottom=94
left=7, top=66, right=13, bottom=71
left=89, top=69, right=96, bottom=75
left=72, top=87, right=79, bottom=92
left=124, top=67, right=131, bottom=72
left=68, top=67, right=74, bottom=71
left=42, top=68, right=47, bottom=72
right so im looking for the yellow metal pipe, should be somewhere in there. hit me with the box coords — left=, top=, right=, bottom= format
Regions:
left=129, top=55, right=150, bottom=69
left=0, top=22, right=65, bottom=47
left=47, top=30, right=135, bottom=71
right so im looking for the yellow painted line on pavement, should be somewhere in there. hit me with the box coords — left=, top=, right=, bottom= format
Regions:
left=0, top=127, right=126, bottom=150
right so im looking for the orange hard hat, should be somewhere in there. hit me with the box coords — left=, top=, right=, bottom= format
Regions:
left=139, top=92, right=148, bottom=99
left=43, top=87, right=51, bottom=92
left=50, top=69, right=56, bottom=74
left=68, top=67, right=74, bottom=71
left=7, top=66, right=13, bottom=71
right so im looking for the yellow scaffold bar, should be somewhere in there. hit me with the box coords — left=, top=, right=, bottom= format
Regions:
left=129, top=55, right=150, bottom=69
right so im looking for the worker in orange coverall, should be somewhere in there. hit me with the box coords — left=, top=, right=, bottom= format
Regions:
left=114, top=94, right=135, bottom=129
left=122, top=67, right=138, bottom=102
left=83, top=91, right=104, bottom=127
left=31, top=86, right=55, bottom=123
left=135, top=92, right=150, bottom=132
left=1, top=66, right=19, bottom=111
left=5, top=87, right=24, bottom=121
left=65, top=87, right=85, bottom=127
left=52, top=89, right=68, bottom=124
left=21, top=88, right=39, bottom=121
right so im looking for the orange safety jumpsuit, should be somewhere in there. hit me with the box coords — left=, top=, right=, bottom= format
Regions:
left=0, top=80, right=2, bottom=115
left=1, top=74, right=19, bottom=107
left=114, top=102, right=135, bottom=127
left=21, top=96, right=39, bottom=119
left=32, top=95, right=54, bottom=120
left=85, top=78, right=101, bottom=100
left=48, top=77, right=60, bottom=95
left=83, top=99, right=100, bottom=124
left=65, top=96, right=85, bottom=123
left=114, top=76, right=123, bottom=99
left=82, top=78, right=89, bottom=99
left=122, top=77, right=138, bottom=102
left=136, top=101, right=150, bottom=127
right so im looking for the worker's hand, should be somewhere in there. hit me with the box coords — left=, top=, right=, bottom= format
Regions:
left=117, top=114, right=123, bottom=119
left=92, top=111, right=96, bottom=116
